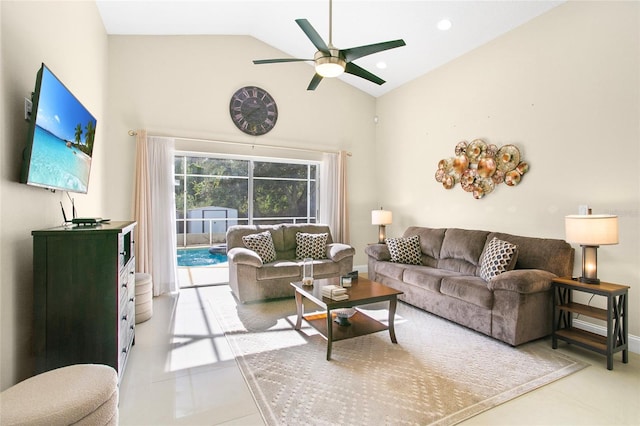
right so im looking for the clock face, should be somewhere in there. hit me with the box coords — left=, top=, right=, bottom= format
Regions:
left=229, top=86, right=278, bottom=136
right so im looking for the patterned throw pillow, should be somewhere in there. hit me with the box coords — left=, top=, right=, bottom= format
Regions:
left=296, top=232, right=328, bottom=259
left=479, top=237, right=518, bottom=281
left=242, top=231, right=277, bottom=263
left=386, top=235, right=422, bottom=265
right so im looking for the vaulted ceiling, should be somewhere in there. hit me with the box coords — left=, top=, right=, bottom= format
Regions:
left=96, top=1, right=564, bottom=97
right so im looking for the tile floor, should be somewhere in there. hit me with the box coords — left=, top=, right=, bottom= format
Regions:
left=119, top=284, right=640, bottom=425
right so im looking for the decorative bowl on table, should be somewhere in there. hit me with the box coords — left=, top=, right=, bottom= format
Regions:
left=334, top=308, right=356, bottom=326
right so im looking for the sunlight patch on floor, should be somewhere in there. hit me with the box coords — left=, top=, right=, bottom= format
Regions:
left=178, top=265, right=229, bottom=287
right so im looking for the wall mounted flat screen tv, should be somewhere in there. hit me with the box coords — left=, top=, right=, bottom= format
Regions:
left=21, top=63, right=97, bottom=194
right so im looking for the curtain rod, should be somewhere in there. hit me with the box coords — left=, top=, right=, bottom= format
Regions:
left=127, top=130, right=352, bottom=157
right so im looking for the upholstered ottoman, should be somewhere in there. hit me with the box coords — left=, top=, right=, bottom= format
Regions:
left=0, top=364, right=118, bottom=425
left=135, top=272, right=153, bottom=323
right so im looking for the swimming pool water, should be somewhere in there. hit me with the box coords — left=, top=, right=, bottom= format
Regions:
left=177, top=248, right=228, bottom=267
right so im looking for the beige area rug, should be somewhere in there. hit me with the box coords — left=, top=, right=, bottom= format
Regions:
left=210, top=288, right=587, bottom=426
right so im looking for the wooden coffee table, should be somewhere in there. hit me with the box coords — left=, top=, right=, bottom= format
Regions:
left=290, top=276, right=403, bottom=360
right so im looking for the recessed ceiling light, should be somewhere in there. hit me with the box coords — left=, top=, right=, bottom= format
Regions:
left=437, top=19, right=452, bottom=31
left=376, top=61, right=387, bottom=69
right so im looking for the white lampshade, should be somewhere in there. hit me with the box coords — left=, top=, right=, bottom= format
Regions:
left=372, top=209, right=393, bottom=225
left=565, top=215, right=619, bottom=246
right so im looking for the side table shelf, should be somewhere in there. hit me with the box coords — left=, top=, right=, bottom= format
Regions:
left=551, top=277, right=629, bottom=370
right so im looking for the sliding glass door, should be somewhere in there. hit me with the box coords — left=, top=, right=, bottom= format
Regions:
left=175, top=154, right=318, bottom=248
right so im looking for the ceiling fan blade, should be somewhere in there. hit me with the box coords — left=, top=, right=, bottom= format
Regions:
left=253, top=58, right=313, bottom=64
left=345, top=62, right=385, bottom=85
left=295, top=19, right=329, bottom=52
left=307, top=73, right=323, bottom=91
left=341, top=39, right=406, bottom=62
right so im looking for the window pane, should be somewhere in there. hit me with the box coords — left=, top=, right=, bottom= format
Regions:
left=254, top=161, right=308, bottom=179
left=186, top=176, right=248, bottom=218
left=175, top=156, right=184, bottom=174
left=186, top=157, right=249, bottom=176
left=253, top=180, right=308, bottom=219
left=175, top=176, right=185, bottom=217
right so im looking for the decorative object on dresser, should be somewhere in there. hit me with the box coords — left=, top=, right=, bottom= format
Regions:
left=552, top=277, right=629, bottom=370
left=435, top=139, right=529, bottom=199
left=371, top=207, right=392, bottom=243
left=32, top=221, right=137, bottom=382
left=564, top=213, right=619, bottom=284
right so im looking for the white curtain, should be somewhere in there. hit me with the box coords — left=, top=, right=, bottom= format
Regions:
left=134, top=131, right=179, bottom=296
left=320, top=151, right=349, bottom=243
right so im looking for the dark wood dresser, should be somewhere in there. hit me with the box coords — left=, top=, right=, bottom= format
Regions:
left=32, top=221, right=136, bottom=381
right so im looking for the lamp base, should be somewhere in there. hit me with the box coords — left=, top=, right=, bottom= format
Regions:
left=578, top=276, right=600, bottom=285
left=377, top=225, right=387, bottom=244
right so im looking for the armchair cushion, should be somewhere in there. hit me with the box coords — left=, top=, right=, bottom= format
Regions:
left=295, top=232, right=328, bottom=259
left=327, top=243, right=356, bottom=262
left=227, top=247, right=263, bottom=267
left=242, top=231, right=277, bottom=263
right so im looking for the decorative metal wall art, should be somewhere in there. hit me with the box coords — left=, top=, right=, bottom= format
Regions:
left=435, top=139, right=529, bottom=199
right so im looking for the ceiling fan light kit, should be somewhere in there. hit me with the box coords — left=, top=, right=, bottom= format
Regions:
left=314, top=50, right=346, bottom=77
left=252, top=0, right=405, bottom=90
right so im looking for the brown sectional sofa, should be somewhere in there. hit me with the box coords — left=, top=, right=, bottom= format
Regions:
left=365, top=226, right=574, bottom=346
left=227, top=224, right=355, bottom=303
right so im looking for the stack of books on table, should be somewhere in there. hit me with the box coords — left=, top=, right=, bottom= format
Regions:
left=321, top=285, right=349, bottom=301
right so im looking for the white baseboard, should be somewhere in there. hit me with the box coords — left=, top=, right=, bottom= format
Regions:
left=356, top=264, right=639, bottom=354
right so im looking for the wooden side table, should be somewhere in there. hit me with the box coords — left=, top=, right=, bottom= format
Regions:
left=551, top=277, right=629, bottom=370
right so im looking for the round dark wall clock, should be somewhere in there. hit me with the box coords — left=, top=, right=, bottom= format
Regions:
left=229, top=86, right=278, bottom=136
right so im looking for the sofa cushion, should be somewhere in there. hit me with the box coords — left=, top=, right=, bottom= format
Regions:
left=386, top=235, right=422, bottom=265
left=403, top=227, right=446, bottom=267
left=242, top=231, right=277, bottom=263
left=403, top=266, right=462, bottom=293
left=374, top=261, right=406, bottom=281
left=479, top=237, right=519, bottom=281
left=488, top=232, right=574, bottom=277
left=438, top=228, right=489, bottom=274
left=440, top=276, right=494, bottom=309
left=296, top=232, right=328, bottom=259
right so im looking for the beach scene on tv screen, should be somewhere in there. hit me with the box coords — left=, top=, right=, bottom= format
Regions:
left=28, top=66, right=96, bottom=193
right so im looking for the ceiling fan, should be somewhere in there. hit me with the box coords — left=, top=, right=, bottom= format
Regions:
left=253, top=0, right=406, bottom=91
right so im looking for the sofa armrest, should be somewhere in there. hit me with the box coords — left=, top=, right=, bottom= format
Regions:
left=364, top=243, right=391, bottom=261
left=487, top=269, right=556, bottom=294
left=327, top=243, right=355, bottom=262
left=227, top=247, right=263, bottom=267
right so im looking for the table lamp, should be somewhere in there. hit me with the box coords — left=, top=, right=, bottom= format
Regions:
left=565, top=213, right=618, bottom=284
left=372, top=208, right=392, bottom=244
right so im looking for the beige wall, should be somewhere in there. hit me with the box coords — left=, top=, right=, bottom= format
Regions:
left=0, top=1, right=108, bottom=389
left=105, top=35, right=378, bottom=259
left=376, top=1, right=640, bottom=337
